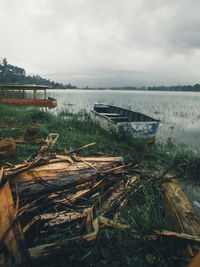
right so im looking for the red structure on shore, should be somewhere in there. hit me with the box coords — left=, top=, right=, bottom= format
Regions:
left=0, top=84, right=57, bottom=106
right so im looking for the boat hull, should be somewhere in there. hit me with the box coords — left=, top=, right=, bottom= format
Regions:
left=91, top=104, right=160, bottom=144
left=0, top=98, right=57, bottom=106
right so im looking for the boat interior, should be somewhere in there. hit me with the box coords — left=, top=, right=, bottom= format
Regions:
left=93, top=104, right=159, bottom=123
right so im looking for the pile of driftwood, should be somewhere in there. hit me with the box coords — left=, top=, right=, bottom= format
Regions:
left=0, top=134, right=200, bottom=266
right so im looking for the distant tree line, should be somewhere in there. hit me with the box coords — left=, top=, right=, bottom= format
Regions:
left=107, top=85, right=200, bottom=91
left=0, top=58, right=77, bottom=89
left=147, top=84, right=200, bottom=92
left=82, top=85, right=200, bottom=92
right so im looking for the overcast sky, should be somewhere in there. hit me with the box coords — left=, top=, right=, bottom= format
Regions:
left=1, top=0, right=200, bottom=87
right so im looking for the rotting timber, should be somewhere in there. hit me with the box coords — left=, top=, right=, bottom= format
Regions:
left=0, top=134, right=200, bottom=266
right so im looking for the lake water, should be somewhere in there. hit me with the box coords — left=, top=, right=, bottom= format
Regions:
left=40, top=89, right=200, bottom=149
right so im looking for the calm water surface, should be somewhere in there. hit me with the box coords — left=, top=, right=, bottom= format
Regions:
left=43, top=89, right=200, bottom=149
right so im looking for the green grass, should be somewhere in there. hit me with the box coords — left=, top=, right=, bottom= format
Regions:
left=1, top=104, right=200, bottom=182
left=1, top=104, right=200, bottom=266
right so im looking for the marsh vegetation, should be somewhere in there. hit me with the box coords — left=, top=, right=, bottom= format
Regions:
left=0, top=104, right=200, bottom=266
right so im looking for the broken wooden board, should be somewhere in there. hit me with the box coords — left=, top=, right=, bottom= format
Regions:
left=7, top=155, right=124, bottom=198
left=4, top=155, right=124, bottom=177
left=0, top=178, right=30, bottom=266
left=162, top=178, right=200, bottom=265
left=162, top=180, right=200, bottom=236
left=2, top=133, right=199, bottom=267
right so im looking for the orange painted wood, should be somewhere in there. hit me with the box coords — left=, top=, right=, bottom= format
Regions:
left=0, top=180, right=30, bottom=266
left=0, top=98, right=57, bottom=106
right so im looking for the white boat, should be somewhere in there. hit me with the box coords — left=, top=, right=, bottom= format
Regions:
left=91, top=103, right=160, bottom=144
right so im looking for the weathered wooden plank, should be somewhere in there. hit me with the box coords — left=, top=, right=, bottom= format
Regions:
left=27, top=209, right=89, bottom=229
left=74, top=156, right=124, bottom=162
left=4, top=155, right=123, bottom=178
left=0, top=166, right=3, bottom=184
left=12, top=161, right=118, bottom=181
left=162, top=180, right=200, bottom=236
left=154, top=230, right=200, bottom=242
left=162, top=179, right=200, bottom=264
left=9, top=157, right=124, bottom=198
left=11, top=169, right=99, bottom=198
left=0, top=180, right=30, bottom=266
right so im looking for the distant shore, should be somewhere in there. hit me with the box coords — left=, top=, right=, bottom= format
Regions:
left=53, top=86, right=200, bottom=92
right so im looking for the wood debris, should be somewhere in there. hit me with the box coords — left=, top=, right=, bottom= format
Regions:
left=0, top=134, right=199, bottom=266
left=0, top=137, right=16, bottom=158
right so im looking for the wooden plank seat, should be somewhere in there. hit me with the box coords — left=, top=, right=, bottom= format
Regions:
left=94, top=104, right=110, bottom=109
left=109, top=117, right=131, bottom=122
left=101, top=113, right=120, bottom=117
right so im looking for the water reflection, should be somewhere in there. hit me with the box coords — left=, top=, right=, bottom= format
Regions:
left=35, top=89, right=200, bottom=149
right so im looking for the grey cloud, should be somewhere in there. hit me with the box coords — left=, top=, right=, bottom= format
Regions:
left=1, top=0, right=200, bottom=86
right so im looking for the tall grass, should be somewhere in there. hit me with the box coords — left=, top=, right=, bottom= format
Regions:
left=1, top=105, right=200, bottom=182
left=1, top=104, right=200, bottom=266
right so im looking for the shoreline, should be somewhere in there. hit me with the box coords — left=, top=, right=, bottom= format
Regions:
left=0, top=104, right=200, bottom=266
